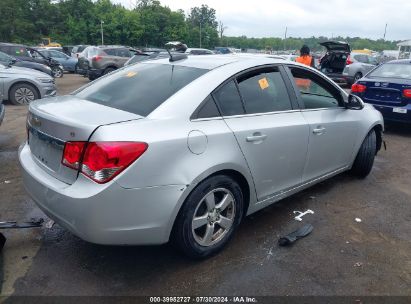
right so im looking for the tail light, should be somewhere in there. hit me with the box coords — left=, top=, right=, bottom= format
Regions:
left=92, top=55, right=102, bottom=62
left=62, top=141, right=148, bottom=183
left=346, top=56, right=353, bottom=65
left=62, top=141, right=87, bottom=170
left=403, top=89, right=411, bottom=98
left=351, top=83, right=367, bottom=93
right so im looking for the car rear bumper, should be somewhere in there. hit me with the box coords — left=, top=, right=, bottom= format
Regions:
left=0, top=103, right=5, bottom=125
left=367, top=103, right=411, bottom=123
left=19, top=142, right=185, bottom=245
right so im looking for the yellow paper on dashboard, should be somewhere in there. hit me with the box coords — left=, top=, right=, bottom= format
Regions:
left=258, top=77, right=269, bottom=90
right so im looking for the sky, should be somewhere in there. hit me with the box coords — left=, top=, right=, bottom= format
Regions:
left=113, top=0, right=410, bottom=41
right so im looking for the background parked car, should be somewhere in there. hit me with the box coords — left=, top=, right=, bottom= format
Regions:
left=343, top=52, right=379, bottom=85
left=0, top=50, right=53, bottom=76
left=71, top=45, right=89, bottom=58
left=351, top=59, right=411, bottom=123
left=38, top=49, right=78, bottom=73
left=185, top=48, right=214, bottom=55
left=78, top=45, right=137, bottom=80
left=124, top=51, right=180, bottom=66
left=0, top=43, right=63, bottom=78
left=319, top=41, right=351, bottom=85
left=0, top=63, right=56, bottom=105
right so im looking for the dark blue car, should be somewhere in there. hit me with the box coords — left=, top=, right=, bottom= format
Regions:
left=351, top=59, right=411, bottom=123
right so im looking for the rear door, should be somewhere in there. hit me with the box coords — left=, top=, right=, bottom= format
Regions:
left=286, top=65, right=360, bottom=182
left=213, top=65, right=309, bottom=201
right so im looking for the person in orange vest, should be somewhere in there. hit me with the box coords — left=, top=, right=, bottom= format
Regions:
left=294, top=45, right=314, bottom=91
left=295, top=45, right=314, bottom=67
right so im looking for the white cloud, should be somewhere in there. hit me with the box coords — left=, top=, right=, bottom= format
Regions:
left=113, top=0, right=411, bottom=40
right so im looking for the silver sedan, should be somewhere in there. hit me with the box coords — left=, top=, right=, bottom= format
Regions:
left=0, top=64, right=56, bottom=105
left=19, top=55, right=383, bottom=258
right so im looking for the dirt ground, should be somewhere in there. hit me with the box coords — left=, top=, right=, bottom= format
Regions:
left=0, top=74, right=410, bottom=297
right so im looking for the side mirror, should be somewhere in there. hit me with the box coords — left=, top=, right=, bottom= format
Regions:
left=345, top=94, right=365, bottom=110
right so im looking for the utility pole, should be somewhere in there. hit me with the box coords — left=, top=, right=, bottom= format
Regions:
left=283, top=26, right=287, bottom=51
left=100, top=20, right=104, bottom=45
left=383, top=23, right=388, bottom=40
left=199, top=21, right=202, bottom=48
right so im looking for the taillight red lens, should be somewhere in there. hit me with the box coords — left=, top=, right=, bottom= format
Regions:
left=62, top=141, right=148, bottom=183
left=92, top=55, right=102, bottom=62
left=403, top=89, right=411, bottom=98
left=62, top=141, right=86, bottom=169
left=351, top=84, right=367, bottom=93
left=81, top=142, right=148, bottom=183
left=346, top=56, right=353, bottom=65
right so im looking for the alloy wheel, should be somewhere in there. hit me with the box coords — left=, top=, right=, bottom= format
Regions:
left=14, top=87, right=35, bottom=104
left=192, top=188, right=236, bottom=247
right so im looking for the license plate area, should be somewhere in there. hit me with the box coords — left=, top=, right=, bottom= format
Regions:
left=393, top=107, right=407, bottom=114
left=28, top=126, right=65, bottom=173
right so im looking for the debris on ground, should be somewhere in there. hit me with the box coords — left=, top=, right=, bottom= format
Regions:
left=4, top=180, right=11, bottom=184
left=355, top=218, right=362, bottom=223
left=45, top=219, right=55, bottom=229
left=354, top=262, right=363, bottom=267
left=293, top=209, right=314, bottom=221
left=0, top=218, right=44, bottom=229
left=278, top=224, right=314, bottom=246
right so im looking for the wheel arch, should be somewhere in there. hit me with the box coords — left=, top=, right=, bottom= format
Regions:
left=167, top=165, right=255, bottom=241
left=8, top=81, right=40, bottom=102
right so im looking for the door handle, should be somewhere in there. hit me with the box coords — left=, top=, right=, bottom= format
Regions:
left=312, top=127, right=326, bottom=134
left=246, top=133, right=267, bottom=142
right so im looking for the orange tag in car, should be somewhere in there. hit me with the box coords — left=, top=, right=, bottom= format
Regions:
left=125, top=71, right=137, bottom=77
left=258, top=77, right=269, bottom=90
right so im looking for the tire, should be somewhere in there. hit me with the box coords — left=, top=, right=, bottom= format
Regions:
left=173, top=175, right=244, bottom=259
left=104, top=67, right=116, bottom=75
left=351, top=130, right=377, bottom=178
left=9, top=83, right=39, bottom=105
left=88, top=74, right=97, bottom=81
left=52, top=66, right=63, bottom=78
left=354, top=72, right=363, bottom=82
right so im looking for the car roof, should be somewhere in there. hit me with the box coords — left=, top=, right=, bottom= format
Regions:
left=0, top=42, right=26, bottom=47
left=143, top=54, right=287, bottom=70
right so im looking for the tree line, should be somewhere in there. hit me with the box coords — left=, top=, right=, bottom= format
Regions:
left=0, top=0, right=400, bottom=51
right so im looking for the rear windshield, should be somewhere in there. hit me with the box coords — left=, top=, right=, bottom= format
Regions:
left=369, top=63, right=411, bottom=79
left=75, top=63, right=208, bottom=116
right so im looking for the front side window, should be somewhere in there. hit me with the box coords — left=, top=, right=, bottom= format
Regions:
left=76, top=63, right=208, bottom=117
left=290, top=67, right=342, bottom=109
left=237, top=67, right=292, bottom=114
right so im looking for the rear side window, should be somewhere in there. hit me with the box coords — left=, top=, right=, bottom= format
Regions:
left=213, top=80, right=245, bottom=116
left=76, top=63, right=208, bottom=116
left=103, top=49, right=117, bottom=56
left=237, top=68, right=292, bottom=114
left=192, top=95, right=220, bottom=119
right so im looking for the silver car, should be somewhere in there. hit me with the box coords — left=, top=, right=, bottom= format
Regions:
left=343, top=53, right=378, bottom=85
left=19, top=56, right=383, bottom=258
left=0, top=63, right=56, bottom=105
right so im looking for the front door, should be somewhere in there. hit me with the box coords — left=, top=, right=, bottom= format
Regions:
left=286, top=66, right=360, bottom=182
left=213, top=66, right=309, bottom=201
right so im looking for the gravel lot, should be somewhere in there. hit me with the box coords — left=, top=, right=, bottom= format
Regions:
left=0, top=74, right=410, bottom=297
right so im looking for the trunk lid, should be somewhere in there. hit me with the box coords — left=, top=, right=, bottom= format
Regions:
left=27, top=95, right=142, bottom=184
left=320, top=41, right=351, bottom=53
left=359, top=78, right=411, bottom=107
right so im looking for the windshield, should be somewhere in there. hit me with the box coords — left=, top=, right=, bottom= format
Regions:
left=368, top=62, right=411, bottom=79
left=75, top=63, right=208, bottom=116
